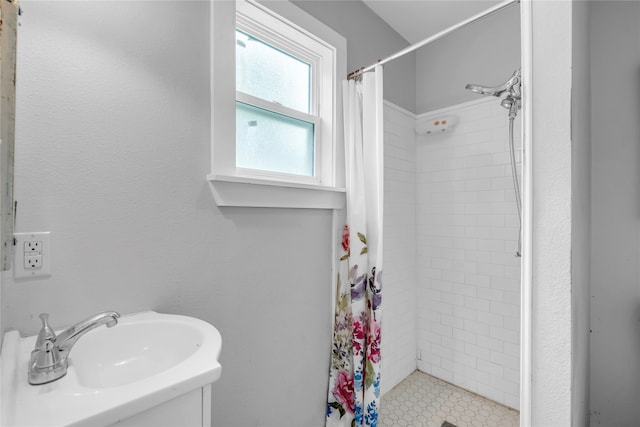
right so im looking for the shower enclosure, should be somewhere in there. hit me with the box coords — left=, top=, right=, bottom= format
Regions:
left=376, top=0, right=524, bottom=422
left=414, top=92, right=522, bottom=410
left=381, top=91, right=522, bottom=405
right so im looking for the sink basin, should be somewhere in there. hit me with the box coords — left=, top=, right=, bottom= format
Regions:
left=71, top=318, right=206, bottom=389
left=1, top=311, right=222, bottom=427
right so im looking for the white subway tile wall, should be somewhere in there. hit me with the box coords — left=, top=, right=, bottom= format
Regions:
left=415, top=98, right=521, bottom=410
left=381, top=102, right=418, bottom=395
left=381, top=98, right=521, bottom=409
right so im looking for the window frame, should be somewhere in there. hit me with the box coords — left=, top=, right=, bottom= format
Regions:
left=234, top=0, right=334, bottom=187
left=208, top=0, right=346, bottom=209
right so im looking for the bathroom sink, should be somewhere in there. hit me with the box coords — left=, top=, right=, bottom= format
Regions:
left=0, top=311, right=222, bottom=426
left=71, top=317, right=207, bottom=389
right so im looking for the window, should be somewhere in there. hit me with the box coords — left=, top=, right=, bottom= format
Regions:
left=234, top=0, right=335, bottom=186
left=235, top=28, right=315, bottom=177
left=208, top=0, right=346, bottom=208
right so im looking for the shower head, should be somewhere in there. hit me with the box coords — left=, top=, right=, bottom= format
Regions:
left=465, top=83, right=501, bottom=96
left=465, top=69, right=521, bottom=98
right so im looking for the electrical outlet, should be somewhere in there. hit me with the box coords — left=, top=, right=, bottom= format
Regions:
left=24, top=255, right=42, bottom=269
left=24, top=241, right=42, bottom=253
left=14, top=232, right=51, bottom=279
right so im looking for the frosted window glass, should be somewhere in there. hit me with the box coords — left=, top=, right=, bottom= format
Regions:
left=236, top=30, right=311, bottom=114
left=236, top=102, right=314, bottom=176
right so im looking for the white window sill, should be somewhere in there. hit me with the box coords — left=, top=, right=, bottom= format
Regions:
left=207, top=174, right=345, bottom=209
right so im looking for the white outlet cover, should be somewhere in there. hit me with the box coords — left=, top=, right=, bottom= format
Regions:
left=14, top=232, right=51, bottom=279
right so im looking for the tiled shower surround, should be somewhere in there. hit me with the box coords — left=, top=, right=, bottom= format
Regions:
left=381, top=102, right=418, bottom=396
left=382, top=98, right=521, bottom=410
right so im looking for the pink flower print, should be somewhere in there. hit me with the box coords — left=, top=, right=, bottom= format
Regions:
left=341, top=225, right=350, bottom=253
left=332, top=370, right=355, bottom=414
left=367, top=321, right=381, bottom=364
left=353, top=320, right=366, bottom=340
left=353, top=319, right=365, bottom=354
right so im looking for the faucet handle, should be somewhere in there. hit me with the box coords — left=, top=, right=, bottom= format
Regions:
left=33, top=338, right=61, bottom=369
left=31, top=314, right=61, bottom=370
left=35, top=313, right=56, bottom=349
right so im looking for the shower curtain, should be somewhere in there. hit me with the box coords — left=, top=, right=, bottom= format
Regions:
left=327, top=66, right=384, bottom=427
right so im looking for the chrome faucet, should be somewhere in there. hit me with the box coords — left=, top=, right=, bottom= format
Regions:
left=28, top=311, right=120, bottom=385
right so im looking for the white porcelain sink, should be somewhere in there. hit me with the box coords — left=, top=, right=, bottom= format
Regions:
left=0, top=311, right=222, bottom=426
left=71, top=317, right=208, bottom=389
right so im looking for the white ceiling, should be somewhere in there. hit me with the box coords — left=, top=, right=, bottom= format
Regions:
left=362, top=0, right=503, bottom=44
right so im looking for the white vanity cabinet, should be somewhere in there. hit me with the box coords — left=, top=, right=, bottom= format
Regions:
left=108, top=385, right=212, bottom=427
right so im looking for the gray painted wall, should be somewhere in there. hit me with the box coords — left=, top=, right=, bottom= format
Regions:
left=415, top=4, right=520, bottom=114
left=2, top=2, right=331, bottom=426
left=590, top=2, right=640, bottom=425
left=292, top=0, right=416, bottom=113
left=571, top=2, right=591, bottom=426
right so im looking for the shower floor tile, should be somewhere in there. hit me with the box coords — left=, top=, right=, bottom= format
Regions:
left=379, top=371, right=519, bottom=427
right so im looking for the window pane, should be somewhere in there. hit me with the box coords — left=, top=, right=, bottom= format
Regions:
left=236, top=102, right=314, bottom=177
left=236, top=29, right=311, bottom=114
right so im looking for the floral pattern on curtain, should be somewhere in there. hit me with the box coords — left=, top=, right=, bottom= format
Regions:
left=327, top=67, right=384, bottom=427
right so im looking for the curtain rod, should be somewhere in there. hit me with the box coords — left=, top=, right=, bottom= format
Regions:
left=347, top=0, right=519, bottom=80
